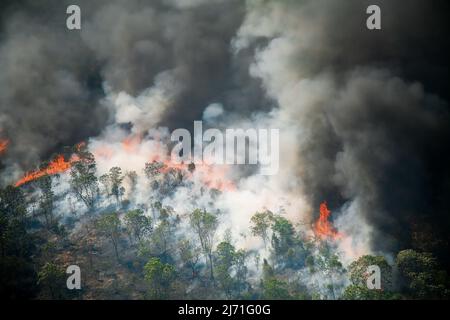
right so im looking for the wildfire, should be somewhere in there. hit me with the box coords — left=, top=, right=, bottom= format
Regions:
left=314, top=202, right=342, bottom=240
left=91, top=134, right=237, bottom=192
left=122, top=134, right=142, bottom=152
left=0, top=139, right=9, bottom=154
left=149, top=159, right=236, bottom=192
left=15, top=154, right=77, bottom=187
left=195, top=163, right=236, bottom=191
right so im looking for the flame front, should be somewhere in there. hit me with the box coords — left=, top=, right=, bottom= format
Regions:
left=92, top=134, right=236, bottom=192
left=0, top=139, right=9, bottom=154
left=15, top=154, right=75, bottom=187
left=148, top=159, right=236, bottom=192
left=314, top=202, right=342, bottom=240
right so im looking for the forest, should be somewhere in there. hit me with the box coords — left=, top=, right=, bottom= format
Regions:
left=1, top=143, right=449, bottom=300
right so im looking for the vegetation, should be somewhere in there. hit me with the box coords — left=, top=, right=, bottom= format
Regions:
left=1, top=154, right=449, bottom=300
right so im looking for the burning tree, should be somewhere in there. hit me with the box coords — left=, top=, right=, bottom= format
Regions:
left=313, top=202, right=342, bottom=240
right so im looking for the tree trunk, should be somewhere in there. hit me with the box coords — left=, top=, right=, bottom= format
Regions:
left=112, top=237, right=120, bottom=262
left=208, top=253, right=214, bottom=280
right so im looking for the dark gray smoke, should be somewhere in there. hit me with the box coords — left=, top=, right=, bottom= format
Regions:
left=0, top=0, right=268, bottom=172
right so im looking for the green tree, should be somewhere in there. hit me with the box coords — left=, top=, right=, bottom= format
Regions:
left=151, top=219, right=173, bottom=261
left=96, top=212, right=122, bottom=262
left=190, top=209, right=218, bottom=280
left=271, top=216, right=295, bottom=257
left=108, top=167, right=124, bottom=204
left=215, top=241, right=236, bottom=297
left=348, top=255, right=392, bottom=289
left=342, top=284, right=399, bottom=300
left=37, top=262, right=65, bottom=299
left=234, top=249, right=249, bottom=297
left=396, top=249, right=449, bottom=299
left=250, top=210, right=274, bottom=247
left=144, top=257, right=176, bottom=299
left=313, top=243, right=345, bottom=299
left=0, top=186, right=38, bottom=299
left=260, top=259, right=291, bottom=299
left=214, top=241, right=249, bottom=298
left=179, top=239, right=201, bottom=279
left=342, top=255, right=395, bottom=300
left=124, top=209, right=152, bottom=244
left=270, top=215, right=309, bottom=270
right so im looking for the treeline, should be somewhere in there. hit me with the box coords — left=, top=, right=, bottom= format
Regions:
left=1, top=146, right=449, bottom=299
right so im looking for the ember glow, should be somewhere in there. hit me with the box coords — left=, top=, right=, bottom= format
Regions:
left=314, top=202, right=343, bottom=240
left=15, top=154, right=77, bottom=187
left=122, top=134, right=142, bottom=152
left=0, top=139, right=9, bottom=154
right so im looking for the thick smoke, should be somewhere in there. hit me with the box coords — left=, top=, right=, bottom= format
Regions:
left=0, top=0, right=269, bottom=177
left=234, top=0, right=450, bottom=254
left=0, top=1, right=107, bottom=176
left=1, top=0, right=449, bottom=260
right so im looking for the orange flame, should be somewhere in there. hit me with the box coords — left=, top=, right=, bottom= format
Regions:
left=122, top=134, right=142, bottom=152
left=148, top=158, right=236, bottom=192
left=0, top=139, right=9, bottom=154
left=314, top=202, right=342, bottom=240
left=195, top=163, right=236, bottom=191
left=93, top=134, right=236, bottom=192
left=15, top=154, right=77, bottom=187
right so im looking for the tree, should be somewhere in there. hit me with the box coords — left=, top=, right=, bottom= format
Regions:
left=271, top=216, right=295, bottom=254
left=0, top=186, right=38, bottom=299
left=144, top=161, right=165, bottom=179
left=234, top=249, right=249, bottom=297
left=215, top=241, right=236, bottom=297
left=144, top=257, right=176, bottom=299
left=312, top=243, right=345, bottom=299
left=179, top=239, right=201, bottom=279
left=37, top=262, right=65, bottom=299
left=37, top=175, right=55, bottom=230
left=396, top=249, right=449, bottom=299
left=190, top=209, right=218, bottom=280
left=348, top=255, right=392, bottom=290
left=342, top=255, right=396, bottom=300
left=270, top=215, right=308, bottom=270
left=96, top=212, right=122, bottom=262
left=151, top=219, right=174, bottom=261
left=260, top=259, right=291, bottom=299
left=108, top=167, right=124, bottom=204
left=70, top=147, right=98, bottom=210
left=99, top=173, right=110, bottom=196
left=214, top=241, right=250, bottom=298
left=124, top=209, right=152, bottom=244
left=250, top=210, right=274, bottom=247
left=342, top=284, right=399, bottom=300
